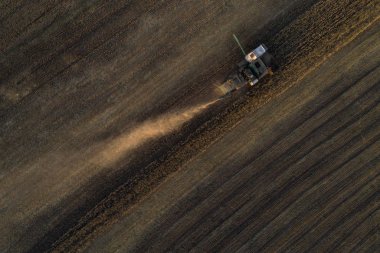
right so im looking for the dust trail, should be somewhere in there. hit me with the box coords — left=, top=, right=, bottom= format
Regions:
left=97, top=99, right=220, bottom=166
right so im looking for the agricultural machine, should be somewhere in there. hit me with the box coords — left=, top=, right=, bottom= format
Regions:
left=218, top=34, right=277, bottom=95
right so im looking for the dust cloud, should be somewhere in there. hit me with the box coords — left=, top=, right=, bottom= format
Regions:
left=97, top=99, right=219, bottom=166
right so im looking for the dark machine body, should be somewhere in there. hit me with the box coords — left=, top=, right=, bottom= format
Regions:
left=218, top=35, right=277, bottom=95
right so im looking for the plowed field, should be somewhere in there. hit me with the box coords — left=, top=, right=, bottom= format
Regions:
left=0, top=0, right=378, bottom=252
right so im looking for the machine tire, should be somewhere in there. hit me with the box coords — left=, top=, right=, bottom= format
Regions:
left=262, top=52, right=280, bottom=71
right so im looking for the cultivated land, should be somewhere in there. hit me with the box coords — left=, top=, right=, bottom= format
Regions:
left=0, top=0, right=379, bottom=252
left=85, top=23, right=380, bottom=253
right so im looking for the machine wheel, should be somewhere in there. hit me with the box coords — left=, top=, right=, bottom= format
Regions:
left=261, top=53, right=272, bottom=67
left=270, top=59, right=280, bottom=71
left=262, top=52, right=280, bottom=71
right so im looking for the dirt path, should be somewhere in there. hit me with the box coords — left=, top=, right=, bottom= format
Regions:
left=84, top=22, right=380, bottom=253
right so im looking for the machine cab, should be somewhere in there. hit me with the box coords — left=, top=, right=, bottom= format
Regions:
left=245, top=44, right=267, bottom=62
left=245, top=44, right=269, bottom=78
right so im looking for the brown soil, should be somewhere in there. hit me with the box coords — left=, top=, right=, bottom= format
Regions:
left=0, top=0, right=378, bottom=252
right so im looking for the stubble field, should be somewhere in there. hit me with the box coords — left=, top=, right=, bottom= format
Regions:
left=0, top=0, right=378, bottom=252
